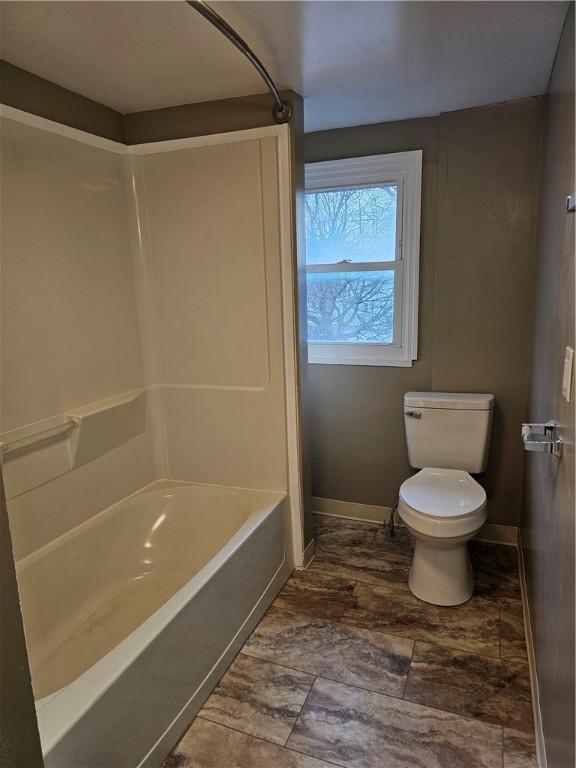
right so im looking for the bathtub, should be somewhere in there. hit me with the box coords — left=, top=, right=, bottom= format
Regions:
left=16, top=480, right=291, bottom=767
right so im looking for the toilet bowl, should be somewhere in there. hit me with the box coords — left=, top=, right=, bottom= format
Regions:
left=398, top=468, right=487, bottom=606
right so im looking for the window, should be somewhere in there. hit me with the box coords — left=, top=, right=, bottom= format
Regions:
left=304, top=151, right=422, bottom=366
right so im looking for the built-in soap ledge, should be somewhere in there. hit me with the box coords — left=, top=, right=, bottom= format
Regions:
left=1, top=390, right=146, bottom=499
left=67, top=390, right=146, bottom=467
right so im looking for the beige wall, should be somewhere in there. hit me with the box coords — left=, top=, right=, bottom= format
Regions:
left=0, top=60, right=298, bottom=147
left=433, top=98, right=545, bottom=526
left=304, top=99, right=545, bottom=526
left=521, top=6, right=575, bottom=768
left=124, top=90, right=299, bottom=145
left=0, top=60, right=123, bottom=142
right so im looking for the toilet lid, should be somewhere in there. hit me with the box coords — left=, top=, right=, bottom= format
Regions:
left=400, top=468, right=486, bottom=518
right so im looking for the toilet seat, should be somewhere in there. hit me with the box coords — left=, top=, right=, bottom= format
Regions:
left=399, top=468, right=487, bottom=539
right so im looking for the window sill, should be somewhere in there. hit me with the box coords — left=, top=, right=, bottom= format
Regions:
left=308, top=345, right=415, bottom=367
left=308, top=358, right=414, bottom=367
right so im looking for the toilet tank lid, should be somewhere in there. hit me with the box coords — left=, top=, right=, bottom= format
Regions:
left=404, top=392, right=495, bottom=410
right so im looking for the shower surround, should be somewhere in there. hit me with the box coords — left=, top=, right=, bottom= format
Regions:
left=0, top=105, right=304, bottom=766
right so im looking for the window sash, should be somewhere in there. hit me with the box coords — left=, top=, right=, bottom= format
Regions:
left=305, top=260, right=398, bottom=274
left=304, top=178, right=404, bottom=269
left=306, top=263, right=402, bottom=347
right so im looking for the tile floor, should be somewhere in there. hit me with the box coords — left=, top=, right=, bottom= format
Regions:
left=164, top=514, right=536, bottom=768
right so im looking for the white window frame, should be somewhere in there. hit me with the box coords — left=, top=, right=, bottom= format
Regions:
left=304, top=150, right=422, bottom=367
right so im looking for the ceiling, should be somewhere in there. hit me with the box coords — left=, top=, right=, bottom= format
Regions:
left=0, top=1, right=568, bottom=132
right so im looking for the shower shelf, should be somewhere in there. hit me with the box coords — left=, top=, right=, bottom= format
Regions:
left=0, top=417, right=79, bottom=457
left=0, top=390, right=146, bottom=499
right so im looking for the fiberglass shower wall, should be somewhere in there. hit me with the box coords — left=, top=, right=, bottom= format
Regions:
left=0, top=113, right=156, bottom=560
left=130, top=136, right=288, bottom=490
left=127, top=128, right=303, bottom=560
left=1, top=108, right=303, bottom=566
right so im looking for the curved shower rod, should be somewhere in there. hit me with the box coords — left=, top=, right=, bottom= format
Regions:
left=186, top=0, right=292, bottom=124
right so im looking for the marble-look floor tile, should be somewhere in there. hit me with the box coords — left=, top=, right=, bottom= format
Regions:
left=500, top=609, right=528, bottom=661
left=404, top=641, right=533, bottom=731
left=243, top=605, right=414, bottom=697
left=309, top=543, right=411, bottom=588
left=199, top=654, right=314, bottom=745
left=287, top=677, right=503, bottom=768
left=342, top=582, right=500, bottom=657
left=273, top=569, right=355, bottom=621
left=370, top=525, right=414, bottom=561
left=313, top=513, right=379, bottom=553
left=164, top=718, right=335, bottom=768
left=471, top=542, right=522, bottom=613
left=503, top=728, right=538, bottom=768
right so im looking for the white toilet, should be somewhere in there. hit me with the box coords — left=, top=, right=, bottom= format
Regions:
left=398, top=392, right=495, bottom=606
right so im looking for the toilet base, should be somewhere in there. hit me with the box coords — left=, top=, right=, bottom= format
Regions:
left=407, top=534, right=475, bottom=606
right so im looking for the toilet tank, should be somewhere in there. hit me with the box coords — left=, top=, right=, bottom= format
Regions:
left=404, top=392, right=495, bottom=472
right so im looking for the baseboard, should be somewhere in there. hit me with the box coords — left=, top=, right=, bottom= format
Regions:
left=475, top=523, right=518, bottom=546
left=300, top=537, right=315, bottom=569
left=312, top=497, right=518, bottom=546
left=517, top=530, right=547, bottom=768
left=312, top=496, right=392, bottom=524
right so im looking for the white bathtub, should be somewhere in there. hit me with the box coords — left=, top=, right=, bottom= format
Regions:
left=16, top=480, right=290, bottom=767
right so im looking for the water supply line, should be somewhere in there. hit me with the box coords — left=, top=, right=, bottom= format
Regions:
left=186, top=0, right=293, bottom=124
left=385, top=503, right=399, bottom=542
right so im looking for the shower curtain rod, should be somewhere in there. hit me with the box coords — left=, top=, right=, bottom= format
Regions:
left=186, top=0, right=292, bottom=124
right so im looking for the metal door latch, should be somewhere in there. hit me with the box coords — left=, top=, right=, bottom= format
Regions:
left=522, top=421, right=562, bottom=457
left=405, top=411, right=422, bottom=419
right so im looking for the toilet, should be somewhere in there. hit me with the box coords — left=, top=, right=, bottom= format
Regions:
left=399, top=392, right=495, bottom=606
